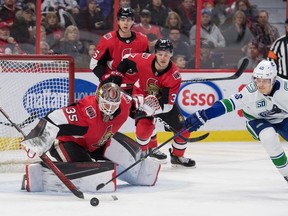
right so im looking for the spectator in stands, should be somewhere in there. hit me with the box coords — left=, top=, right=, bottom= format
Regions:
left=10, top=4, right=35, bottom=53
left=41, top=0, right=66, bottom=12
left=172, top=54, right=187, bottom=69
left=77, top=0, right=106, bottom=32
left=237, top=40, right=262, bottom=69
left=63, top=0, right=81, bottom=24
left=189, top=8, right=226, bottom=48
left=42, top=11, right=65, bottom=49
left=161, top=11, right=189, bottom=41
left=79, top=0, right=111, bottom=17
left=132, top=8, right=162, bottom=52
left=31, top=25, right=47, bottom=43
left=40, top=40, right=54, bottom=54
left=222, top=10, right=254, bottom=50
left=211, top=0, right=230, bottom=26
left=202, top=0, right=214, bottom=10
left=81, top=42, right=96, bottom=68
left=168, top=27, right=191, bottom=60
left=187, top=39, right=223, bottom=69
left=174, top=0, right=196, bottom=34
left=53, top=25, right=85, bottom=67
left=234, top=0, right=258, bottom=28
left=250, top=10, right=280, bottom=58
left=0, top=21, right=17, bottom=54
left=41, top=1, right=79, bottom=27
left=132, top=9, right=162, bottom=39
left=145, top=0, right=171, bottom=28
left=0, top=0, right=17, bottom=25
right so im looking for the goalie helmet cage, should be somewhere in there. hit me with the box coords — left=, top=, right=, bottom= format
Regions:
left=0, top=55, right=75, bottom=172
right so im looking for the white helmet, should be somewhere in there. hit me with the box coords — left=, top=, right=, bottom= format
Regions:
left=96, top=83, right=121, bottom=115
left=253, top=60, right=277, bottom=84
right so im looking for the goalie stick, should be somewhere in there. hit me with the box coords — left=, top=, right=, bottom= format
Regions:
left=0, top=107, right=118, bottom=201
left=96, top=127, right=190, bottom=191
left=181, top=58, right=249, bottom=83
left=0, top=111, right=37, bottom=128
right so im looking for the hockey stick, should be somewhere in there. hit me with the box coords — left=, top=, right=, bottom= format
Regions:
left=181, top=58, right=249, bottom=83
left=0, top=111, right=37, bottom=128
left=0, top=107, right=85, bottom=199
left=96, top=127, right=190, bottom=191
left=155, top=116, right=209, bottom=142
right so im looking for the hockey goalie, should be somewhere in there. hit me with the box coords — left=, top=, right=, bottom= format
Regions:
left=21, top=83, right=161, bottom=193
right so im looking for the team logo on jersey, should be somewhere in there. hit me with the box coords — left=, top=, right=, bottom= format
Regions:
left=259, top=104, right=283, bottom=117
left=122, top=48, right=132, bottom=58
left=147, top=78, right=160, bottom=98
left=85, top=106, right=96, bottom=119
left=97, top=125, right=114, bottom=147
left=172, top=71, right=181, bottom=80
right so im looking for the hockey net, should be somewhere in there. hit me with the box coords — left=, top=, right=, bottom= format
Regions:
left=0, top=55, right=74, bottom=172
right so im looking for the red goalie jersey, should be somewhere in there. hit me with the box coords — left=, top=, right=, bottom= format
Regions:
left=45, top=93, right=132, bottom=152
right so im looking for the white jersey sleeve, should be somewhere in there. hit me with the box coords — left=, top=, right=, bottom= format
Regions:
left=229, top=79, right=288, bottom=124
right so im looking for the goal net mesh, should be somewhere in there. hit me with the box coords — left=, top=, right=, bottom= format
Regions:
left=0, top=55, right=74, bottom=172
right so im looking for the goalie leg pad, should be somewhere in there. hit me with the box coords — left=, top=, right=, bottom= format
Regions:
left=104, top=132, right=161, bottom=185
left=25, top=163, right=44, bottom=192
left=25, top=161, right=116, bottom=193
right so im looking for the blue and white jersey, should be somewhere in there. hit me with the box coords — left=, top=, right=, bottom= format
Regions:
left=223, top=78, right=288, bottom=124
left=206, top=78, right=288, bottom=124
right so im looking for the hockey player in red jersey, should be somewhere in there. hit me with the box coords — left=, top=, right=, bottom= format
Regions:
left=21, top=83, right=162, bottom=192
left=90, top=7, right=149, bottom=94
left=114, top=39, right=195, bottom=167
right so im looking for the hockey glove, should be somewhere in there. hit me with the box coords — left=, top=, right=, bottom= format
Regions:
left=141, top=95, right=161, bottom=116
left=101, top=71, right=124, bottom=86
left=184, top=110, right=207, bottom=132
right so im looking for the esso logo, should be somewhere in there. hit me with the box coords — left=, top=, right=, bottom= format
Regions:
left=177, top=82, right=223, bottom=117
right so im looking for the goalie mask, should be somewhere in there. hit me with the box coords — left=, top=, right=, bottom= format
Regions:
left=96, top=83, right=121, bottom=116
left=253, top=60, right=277, bottom=85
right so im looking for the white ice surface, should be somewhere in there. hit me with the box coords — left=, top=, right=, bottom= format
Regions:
left=1, top=141, right=288, bottom=216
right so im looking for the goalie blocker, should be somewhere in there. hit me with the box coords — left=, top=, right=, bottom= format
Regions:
left=24, top=130, right=161, bottom=193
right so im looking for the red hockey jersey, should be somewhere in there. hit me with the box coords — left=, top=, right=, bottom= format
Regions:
left=90, top=31, right=149, bottom=86
left=48, top=93, right=132, bottom=152
left=127, top=53, right=182, bottom=106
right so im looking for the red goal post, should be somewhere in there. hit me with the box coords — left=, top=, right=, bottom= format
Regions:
left=0, top=55, right=75, bottom=171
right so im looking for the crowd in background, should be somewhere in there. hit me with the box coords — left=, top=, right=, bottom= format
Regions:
left=0, top=0, right=285, bottom=69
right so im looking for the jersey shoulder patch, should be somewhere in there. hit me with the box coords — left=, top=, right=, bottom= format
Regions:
left=245, top=81, right=257, bottom=93
left=85, top=105, right=97, bottom=119
left=103, top=32, right=113, bottom=40
left=141, top=53, right=151, bottom=59
left=172, top=70, right=181, bottom=80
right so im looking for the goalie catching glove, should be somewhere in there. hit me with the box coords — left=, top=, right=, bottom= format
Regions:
left=21, top=119, right=59, bottom=157
left=184, top=110, right=207, bottom=132
left=101, top=71, right=124, bottom=86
